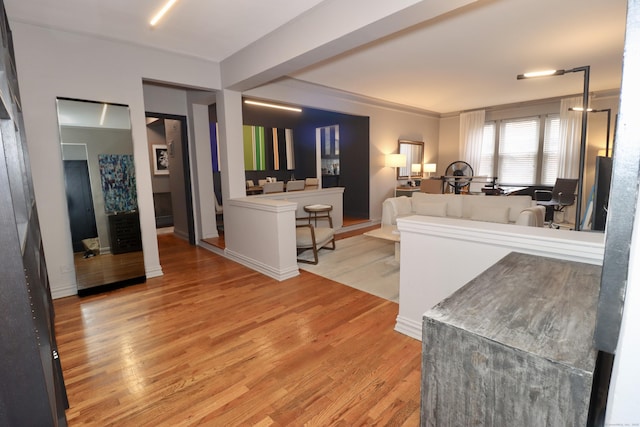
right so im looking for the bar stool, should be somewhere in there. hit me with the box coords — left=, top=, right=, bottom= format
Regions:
left=303, top=204, right=333, bottom=226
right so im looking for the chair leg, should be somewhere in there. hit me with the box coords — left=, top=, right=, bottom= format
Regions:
left=297, top=247, right=319, bottom=264
left=296, top=237, right=336, bottom=265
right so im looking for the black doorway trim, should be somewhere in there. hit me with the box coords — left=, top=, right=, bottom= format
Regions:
left=146, top=112, right=196, bottom=245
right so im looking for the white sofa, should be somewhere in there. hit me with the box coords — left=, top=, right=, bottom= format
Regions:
left=382, top=192, right=545, bottom=227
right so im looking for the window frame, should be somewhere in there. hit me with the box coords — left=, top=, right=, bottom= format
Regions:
left=483, top=113, right=559, bottom=187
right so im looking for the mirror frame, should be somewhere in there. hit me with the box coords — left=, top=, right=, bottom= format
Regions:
left=56, top=97, right=145, bottom=294
left=397, top=139, right=425, bottom=180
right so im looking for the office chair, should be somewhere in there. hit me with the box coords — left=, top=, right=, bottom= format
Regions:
left=534, top=178, right=578, bottom=224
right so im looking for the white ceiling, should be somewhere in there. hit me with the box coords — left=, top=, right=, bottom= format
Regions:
left=5, top=0, right=628, bottom=114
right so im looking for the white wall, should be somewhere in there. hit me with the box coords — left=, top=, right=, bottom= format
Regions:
left=245, top=79, right=440, bottom=221
left=11, top=21, right=221, bottom=298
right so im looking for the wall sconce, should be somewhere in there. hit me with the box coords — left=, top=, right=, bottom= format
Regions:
left=424, top=163, right=437, bottom=177
left=518, top=65, right=590, bottom=230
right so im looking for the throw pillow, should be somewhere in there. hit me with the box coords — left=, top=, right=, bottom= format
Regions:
left=470, top=207, right=511, bottom=224
left=414, top=201, right=448, bottom=217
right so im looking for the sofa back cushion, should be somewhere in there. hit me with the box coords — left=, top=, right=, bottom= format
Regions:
left=462, top=195, right=533, bottom=222
left=395, top=196, right=413, bottom=217
left=414, top=201, right=448, bottom=217
left=412, top=193, right=463, bottom=218
left=470, top=206, right=511, bottom=224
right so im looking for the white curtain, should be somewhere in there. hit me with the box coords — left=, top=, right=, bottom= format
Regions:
left=459, top=110, right=486, bottom=174
left=557, top=96, right=586, bottom=178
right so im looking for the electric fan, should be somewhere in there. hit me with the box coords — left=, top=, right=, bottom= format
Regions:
left=444, top=161, right=474, bottom=194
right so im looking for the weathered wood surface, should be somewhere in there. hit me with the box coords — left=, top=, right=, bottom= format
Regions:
left=421, top=252, right=602, bottom=427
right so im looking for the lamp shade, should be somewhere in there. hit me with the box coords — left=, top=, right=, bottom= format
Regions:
left=385, top=153, right=407, bottom=168
left=424, top=163, right=437, bottom=173
left=411, top=163, right=422, bottom=173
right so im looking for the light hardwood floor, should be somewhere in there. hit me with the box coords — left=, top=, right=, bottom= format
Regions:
left=55, top=233, right=421, bottom=426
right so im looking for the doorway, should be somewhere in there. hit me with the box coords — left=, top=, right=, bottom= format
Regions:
left=146, top=113, right=195, bottom=245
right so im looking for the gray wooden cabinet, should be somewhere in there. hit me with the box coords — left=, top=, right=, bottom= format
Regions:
left=0, top=2, right=68, bottom=425
left=421, top=252, right=601, bottom=426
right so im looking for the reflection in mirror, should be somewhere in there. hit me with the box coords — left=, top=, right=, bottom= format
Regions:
left=57, top=98, right=145, bottom=295
left=398, top=140, right=424, bottom=179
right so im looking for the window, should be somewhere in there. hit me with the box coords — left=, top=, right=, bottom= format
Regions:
left=482, top=114, right=560, bottom=186
left=541, top=114, right=560, bottom=186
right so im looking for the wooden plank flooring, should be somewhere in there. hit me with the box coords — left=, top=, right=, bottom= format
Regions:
left=54, top=233, right=421, bottom=426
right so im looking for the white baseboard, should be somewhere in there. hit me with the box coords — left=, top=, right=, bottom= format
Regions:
left=51, top=281, right=78, bottom=299
left=224, top=249, right=300, bottom=281
left=394, top=315, right=422, bottom=341
left=145, top=264, right=163, bottom=278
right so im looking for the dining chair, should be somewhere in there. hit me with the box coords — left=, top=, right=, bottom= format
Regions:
left=262, top=181, right=284, bottom=193
left=286, top=180, right=305, bottom=191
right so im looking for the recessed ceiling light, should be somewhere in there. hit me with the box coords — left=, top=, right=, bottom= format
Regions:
left=99, top=104, right=107, bottom=126
left=150, top=0, right=179, bottom=27
left=244, top=100, right=302, bottom=113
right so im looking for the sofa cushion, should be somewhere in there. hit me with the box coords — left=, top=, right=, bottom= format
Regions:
left=395, top=196, right=413, bottom=217
left=414, top=201, right=448, bottom=217
left=412, top=192, right=463, bottom=218
left=470, top=206, right=511, bottom=224
left=463, top=195, right=533, bottom=222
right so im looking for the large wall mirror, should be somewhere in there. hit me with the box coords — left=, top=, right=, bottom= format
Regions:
left=398, top=139, right=424, bottom=180
left=57, top=98, right=145, bottom=295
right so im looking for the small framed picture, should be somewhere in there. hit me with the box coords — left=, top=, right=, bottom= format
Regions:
left=152, top=144, right=169, bottom=175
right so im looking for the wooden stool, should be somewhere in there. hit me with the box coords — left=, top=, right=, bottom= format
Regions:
left=303, top=204, right=333, bottom=226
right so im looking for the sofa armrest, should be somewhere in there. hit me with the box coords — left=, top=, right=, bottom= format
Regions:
left=382, top=199, right=397, bottom=225
left=382, top=196, right=413, bottom=225
left=515, top=206, right=546, bottom=227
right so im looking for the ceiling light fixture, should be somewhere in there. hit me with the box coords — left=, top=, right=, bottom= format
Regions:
left=244, top=100, right=302, bottom=113
left=150, top=0, right=179, bottom=27
left=99, top=103, right=108, bottom=126
left=516, top=69, right=566, bottom=79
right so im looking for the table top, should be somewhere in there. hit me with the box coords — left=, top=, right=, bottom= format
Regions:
left=425, top=252, right=601, bottom=372
left=363, top=225, right=400, bottom=242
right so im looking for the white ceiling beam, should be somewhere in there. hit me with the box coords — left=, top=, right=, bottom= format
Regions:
left=220, top=0, right=477, bottom=92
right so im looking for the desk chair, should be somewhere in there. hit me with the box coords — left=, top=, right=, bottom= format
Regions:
left=420, top=178, right=443, bottom=194
left=534, top=178, right=578, bottom=223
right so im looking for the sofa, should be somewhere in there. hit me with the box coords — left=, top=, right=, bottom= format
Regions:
left=382, top=192, right=546, bottom=227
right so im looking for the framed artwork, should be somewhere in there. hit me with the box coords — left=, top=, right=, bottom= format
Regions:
left=152, top=144, right=169, bottom=175
left=98, top=154, right=138, bottom=212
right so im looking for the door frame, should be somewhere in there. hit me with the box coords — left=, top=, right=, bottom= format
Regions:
left=146, top=112, right=195, bottom=245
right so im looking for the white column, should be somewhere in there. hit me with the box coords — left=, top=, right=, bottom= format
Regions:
left=188, top=101, right=218, bottom=239
left=215, top=89, right=246, bottom=201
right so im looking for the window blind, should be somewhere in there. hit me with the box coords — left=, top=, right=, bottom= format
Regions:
left=498, top=118, right=539, bottom=185
left=542, top=114, right=560, bottom=186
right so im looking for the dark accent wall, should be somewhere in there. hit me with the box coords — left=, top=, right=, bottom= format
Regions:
left=209, top=102, right=370, bottom=219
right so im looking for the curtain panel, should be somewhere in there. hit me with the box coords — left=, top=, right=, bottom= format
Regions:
left=558, top=96, right=588, bottom=178
left=459, top=110, right=486, bottom=174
